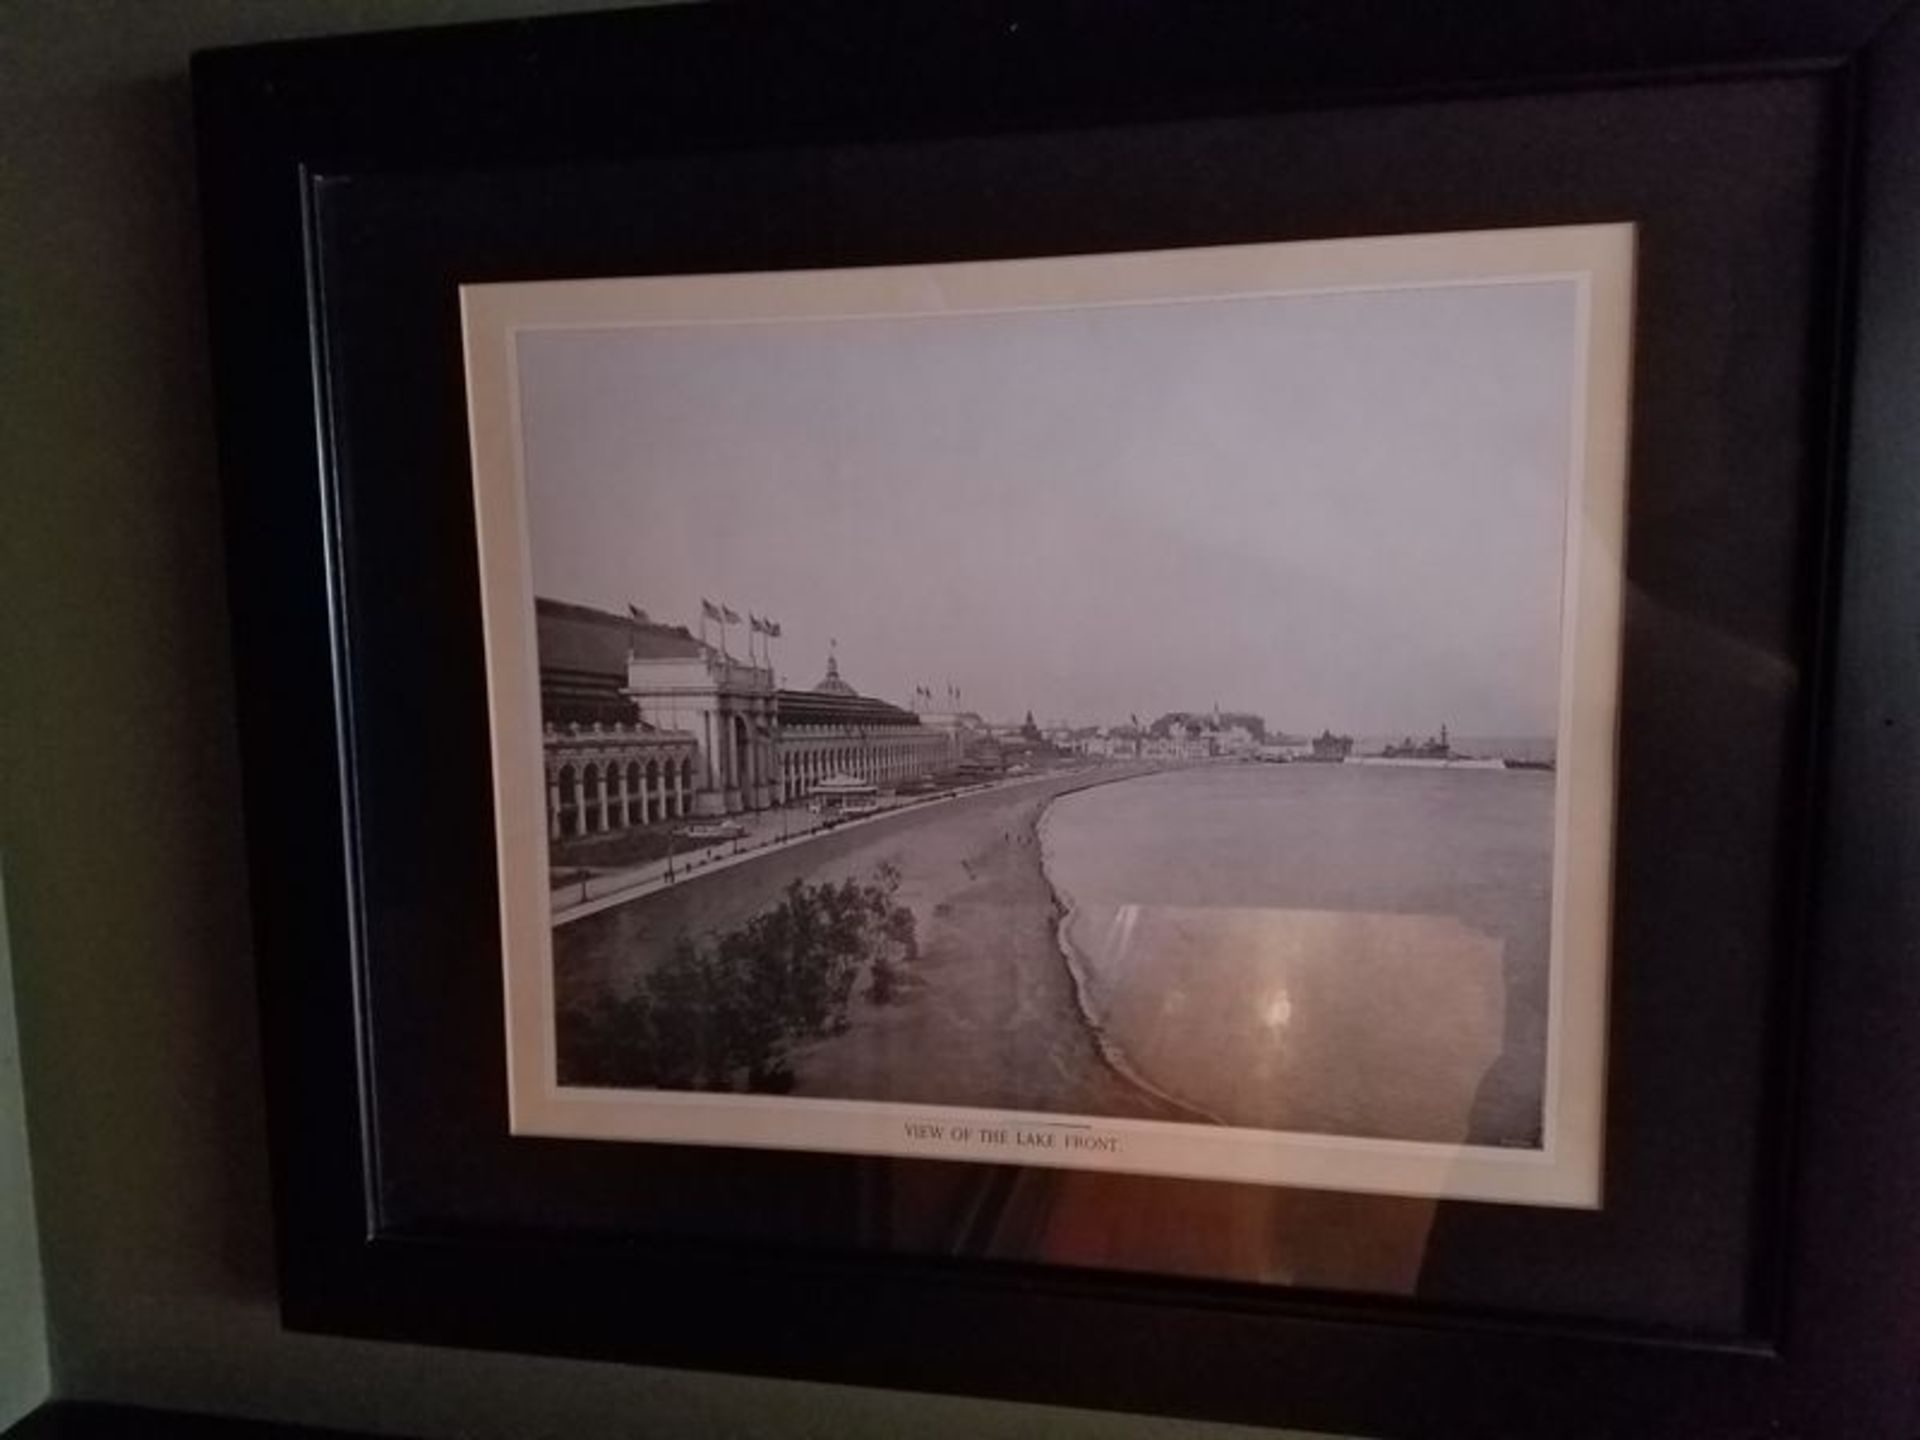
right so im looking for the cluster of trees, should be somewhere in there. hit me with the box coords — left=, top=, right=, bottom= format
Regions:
left=563, top=864, right=918, bottom=1094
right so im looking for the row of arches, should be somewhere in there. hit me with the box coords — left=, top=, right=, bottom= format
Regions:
left=549, top=754, right=695, bottom=840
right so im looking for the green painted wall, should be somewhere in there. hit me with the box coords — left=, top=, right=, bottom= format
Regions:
left=0, top=3, right=1339, bottom=1436
left=0, top=874, right=50, bottom=1430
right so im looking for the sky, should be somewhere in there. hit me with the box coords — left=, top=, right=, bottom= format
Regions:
left=515, top=276, right=1578, bottom=736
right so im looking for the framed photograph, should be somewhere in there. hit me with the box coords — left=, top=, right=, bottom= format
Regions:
left=463, top=225, right=1632, bottom=1212
left=193, top=3, right=1920, bottom=1435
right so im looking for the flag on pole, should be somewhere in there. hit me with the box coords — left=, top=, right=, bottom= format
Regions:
left=703, top=599, right=731, bottom=657
left=766, top=620, right=782, bottom=639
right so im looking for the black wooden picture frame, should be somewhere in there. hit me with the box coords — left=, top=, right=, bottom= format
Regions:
left=192, top=4, right=1920, bottom=1435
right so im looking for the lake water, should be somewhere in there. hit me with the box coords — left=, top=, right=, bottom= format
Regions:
left=1039, top=763, right=1553, bottom=1146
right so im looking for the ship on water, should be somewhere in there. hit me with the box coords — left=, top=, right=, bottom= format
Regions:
left=1347, top=724, right=1510, bottom=771
left=1385, top=725, right=1457, bottom=761
left=1299, top=729, right=1354, bottom=763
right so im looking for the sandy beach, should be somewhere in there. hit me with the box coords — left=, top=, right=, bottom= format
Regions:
left=553, top=766, right=1187, bottom=1119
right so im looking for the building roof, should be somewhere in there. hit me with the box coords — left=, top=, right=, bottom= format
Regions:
left=533, top=601, right=929, bottom=732
left=776, top=647, right=922, bottom=729
left=535, top=597, right=706, bottom=680
left=534, top=598, right=710, bottom=726
left=776, top=688, right=922, bottom=730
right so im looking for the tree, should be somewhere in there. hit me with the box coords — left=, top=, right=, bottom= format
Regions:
left=561, top=864, right=919, bottom=1093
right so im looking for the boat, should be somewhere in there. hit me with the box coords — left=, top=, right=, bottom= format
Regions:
left=1348, top=724, right=1508, bottom=770
left=1382, top=725, right=1456, bottom=761
left=1300, top=729, right=1354, bottom=762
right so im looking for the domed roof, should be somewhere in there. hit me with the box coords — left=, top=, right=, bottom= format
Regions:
left=812, top=650, right=857, bottom=698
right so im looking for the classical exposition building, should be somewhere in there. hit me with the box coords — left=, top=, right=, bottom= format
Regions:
left=535, top=600, right=702, bottom=840
left=770, top=652, right=959, bottom=802
left=535, top=599, right=966, bottom=841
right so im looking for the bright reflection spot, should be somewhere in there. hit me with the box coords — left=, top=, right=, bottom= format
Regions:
left=1059, top=903, right=1513, bottom=1145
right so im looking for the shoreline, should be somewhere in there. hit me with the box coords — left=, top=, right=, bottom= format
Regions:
left=550, top=765, right=1095, bottom=926
left=1034, top=794, right=1226, bottom=1126
left=784, top=765, right=1190, bottom=1119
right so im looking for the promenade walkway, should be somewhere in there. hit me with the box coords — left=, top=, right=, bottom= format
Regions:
left=549, top=768, right=1084, bottom=926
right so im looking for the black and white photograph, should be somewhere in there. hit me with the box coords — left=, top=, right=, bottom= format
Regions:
left=464, top=226, right=1632, bottom=1205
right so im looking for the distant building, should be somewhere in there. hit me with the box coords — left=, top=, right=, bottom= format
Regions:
left=1141, top=706, right=1267, bottom=759
left=1213, top=722, right=1260, bottom=757
left=1309, top=729, right=1355, bottom=761
left=1050, top=725, right=1104, bottom=754
left=913, top=705, right=992, bottom=759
